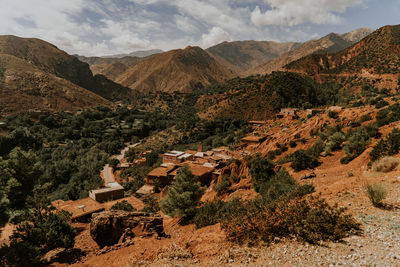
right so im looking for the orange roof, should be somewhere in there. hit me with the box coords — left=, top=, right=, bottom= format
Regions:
left=170, top=163, right=214, bottom=177
left=147, top=165, right=176, bottom=177
left=52, top=198, right=104, bottom=220
left=103, top=196, right=145, bottom=211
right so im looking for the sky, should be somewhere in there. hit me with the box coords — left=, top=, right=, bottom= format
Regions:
left=0, top=0, right=399, bottom=56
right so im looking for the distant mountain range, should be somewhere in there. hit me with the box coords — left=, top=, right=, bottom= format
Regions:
left=102, top=49, right=163, bottom=59
left=3, top=25, right=400, bottom=115
left=285, top=25, right=400, bottom=75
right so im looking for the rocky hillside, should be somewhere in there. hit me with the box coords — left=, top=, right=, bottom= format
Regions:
left=206, top=40, right=300, bottom=73
left=0, top=54, right=109, bottom=114
left=77, top=56, right=142, bottom=81
left=0, top=35, right=131, bottom=102
left=246, top=28, right=373, bottom=76
left=286, top=25, right=400, bottom=75
left=114, top=46, right=235, bottom=93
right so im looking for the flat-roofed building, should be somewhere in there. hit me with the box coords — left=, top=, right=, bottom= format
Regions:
left=52, top=198, right=105, bottom=222
left=169, top=163, right=214, bottom=185
left=241, top=135, right=268, bottom=145
left=162, top=150, right=185, bottom=164
left=89, top=185, right=125, bottom=203
left=146, top=165, right=178, bottom=186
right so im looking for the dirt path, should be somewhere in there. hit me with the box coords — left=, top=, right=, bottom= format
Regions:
left=100, top=143, right=139, bottom=185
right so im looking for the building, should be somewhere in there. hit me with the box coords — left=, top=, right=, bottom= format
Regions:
left=277, top=108, right=299, bottom=118
left=241, top=135, right=268, bottom=145
left=0, top=122, right=6, bottom=130
left=306, top=109, right=323, bottom=116
left=162, top=151, right=184, bottom=164
left=52, top=198, right=105, bottom=222
left=89, top=185, right=125, bottom=203
left=146, top=164, right=178, bottom=186
left=168, top=163, right=214, bottom=185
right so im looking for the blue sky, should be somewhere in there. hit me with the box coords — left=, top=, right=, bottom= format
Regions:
left=0, top=0, right=398, bottom=56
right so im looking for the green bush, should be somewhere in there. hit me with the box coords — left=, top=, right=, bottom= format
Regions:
left=223, top=196, right=360, bottom=245
left=366, top=183, right=387, bottom=207
left=325, top=132, right=345, bottom=153
left=111, top=200, right=135, bottom=211
left=213, top=176, right=232, bottom=196
left=289, top=140, right=297, bottom=148
left=341, top=128, right=370, bottom=164
left=141, top=195, right=160, bottom=213
left=370, top=128, right=400, bottom=162
left=290, top=149, right=319, bottom=172
left=248, top=155, right=275, bottom=192
left=328, top=111, right=339, bottom=119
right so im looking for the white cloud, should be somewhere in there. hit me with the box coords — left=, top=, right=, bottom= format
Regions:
left=0, top=0, right=372, bottom=56
left=251, top=0, right=365, bottom=26
left=201, top=27, right=232, bottom=48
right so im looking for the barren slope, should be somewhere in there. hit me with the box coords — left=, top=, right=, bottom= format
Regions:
left=246, top=28, right=373, bottom=76
left=0, top=54, right=110, bottom=115
left=115, top=46, right=235, bottom=93
left=206, top=40, right=300, bottom=73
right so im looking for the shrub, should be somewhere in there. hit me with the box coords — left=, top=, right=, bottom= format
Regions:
left=369, top=128, right=400, bottom=162
left=213, top=176, right=232, bottom=196
left=290, top=149, right=319, bottom=172
left=289, top=140, right=297, bottom=148
left=341, top=128, right=370, bottom=164
left=141, top=195, right=160, bottom=213
left=248, top=155, right=275, bottom=192
left=328, top=111, right=339, bottom=119
left=359, top=114, right=372, bottom=122
left=223, top=196, right=360, bottom=245
left=365, top=183, right=388, bottom=207
left=111, top=200, right=135, bottom=211
left=371, top=157, right=400, bottom=172
left=325, top=132, right=345, bottom=153
left=109, top=158, right=120, bottom=169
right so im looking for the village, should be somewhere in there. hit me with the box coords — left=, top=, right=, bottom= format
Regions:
left=52, top=106, right=345, bottom=223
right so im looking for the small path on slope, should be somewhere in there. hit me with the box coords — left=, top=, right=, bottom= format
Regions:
left=101, top=143, right=139, bottom=185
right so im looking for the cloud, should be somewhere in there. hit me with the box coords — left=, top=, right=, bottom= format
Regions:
left=201, top=27, right=232, bottom=48
left=0, top=0, right=373, bottom=56
left=251, top=0, right=365, bottom=26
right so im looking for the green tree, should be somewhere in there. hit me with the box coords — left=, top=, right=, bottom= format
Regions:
left=161, top=165, right=204, bottom=219
left=111, top=200, right=135, bottom=211
left=248, top=154, right=275, bottom=192
left=0, top=184, right=76, bottom=266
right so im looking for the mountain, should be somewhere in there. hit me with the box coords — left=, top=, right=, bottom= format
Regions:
left=114, top=46, right=235, bottom=93
left=285, top=25, right=400, bottom=75
left=76, top=55, right=142, bottom=81
left=246, top=28, right=373, bottom=76
left=103, top=49, right=163, bottom=59
left=0, top=35, right=130, bottom=103
left=0, top=53, right=109, bottom=114
left=206, top=40, right=300, bottom=73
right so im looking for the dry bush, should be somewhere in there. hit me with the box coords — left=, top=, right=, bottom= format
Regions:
left=372, top=156, right=400, bottom=172
left=222, top=196, right=361, bottom=245
left=366, top=183, right=388, bottom=207
left=156, top=243, right=192, bottom=260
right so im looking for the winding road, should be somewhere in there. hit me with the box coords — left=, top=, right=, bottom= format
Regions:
left=101, top=143, right=139, bottom=185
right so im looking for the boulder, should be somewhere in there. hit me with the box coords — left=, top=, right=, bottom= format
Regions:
left=90, top=210, right=164, bottom=247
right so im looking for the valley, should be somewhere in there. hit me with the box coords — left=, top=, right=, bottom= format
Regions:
left=1, top=22, right=400, bottom=267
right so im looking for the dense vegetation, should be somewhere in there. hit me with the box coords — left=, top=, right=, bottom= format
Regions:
left=194, top=158, right=360, bottom=244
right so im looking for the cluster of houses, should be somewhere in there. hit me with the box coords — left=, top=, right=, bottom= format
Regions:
left=138, top=145, right=234, bottom=194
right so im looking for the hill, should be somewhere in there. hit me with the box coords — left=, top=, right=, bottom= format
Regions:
left=0, top=35, right=131, bottom=101
left=114, top=46, right=235, bottom=93
left=77, top=55, right=142, bottom=81
left=206, top=40, right=300, bottom=73
left=246, top=28, right=373, bottom=76
left=195, top=71, right=339, bottom=121
left=103, top=49, right=163, bottom=59
left=0, top=54, right=109, bottom=114
left=285, top=25, right=400, bottom=75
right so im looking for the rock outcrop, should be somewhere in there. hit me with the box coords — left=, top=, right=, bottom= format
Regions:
left=90, top=211, right=164, bottom=247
